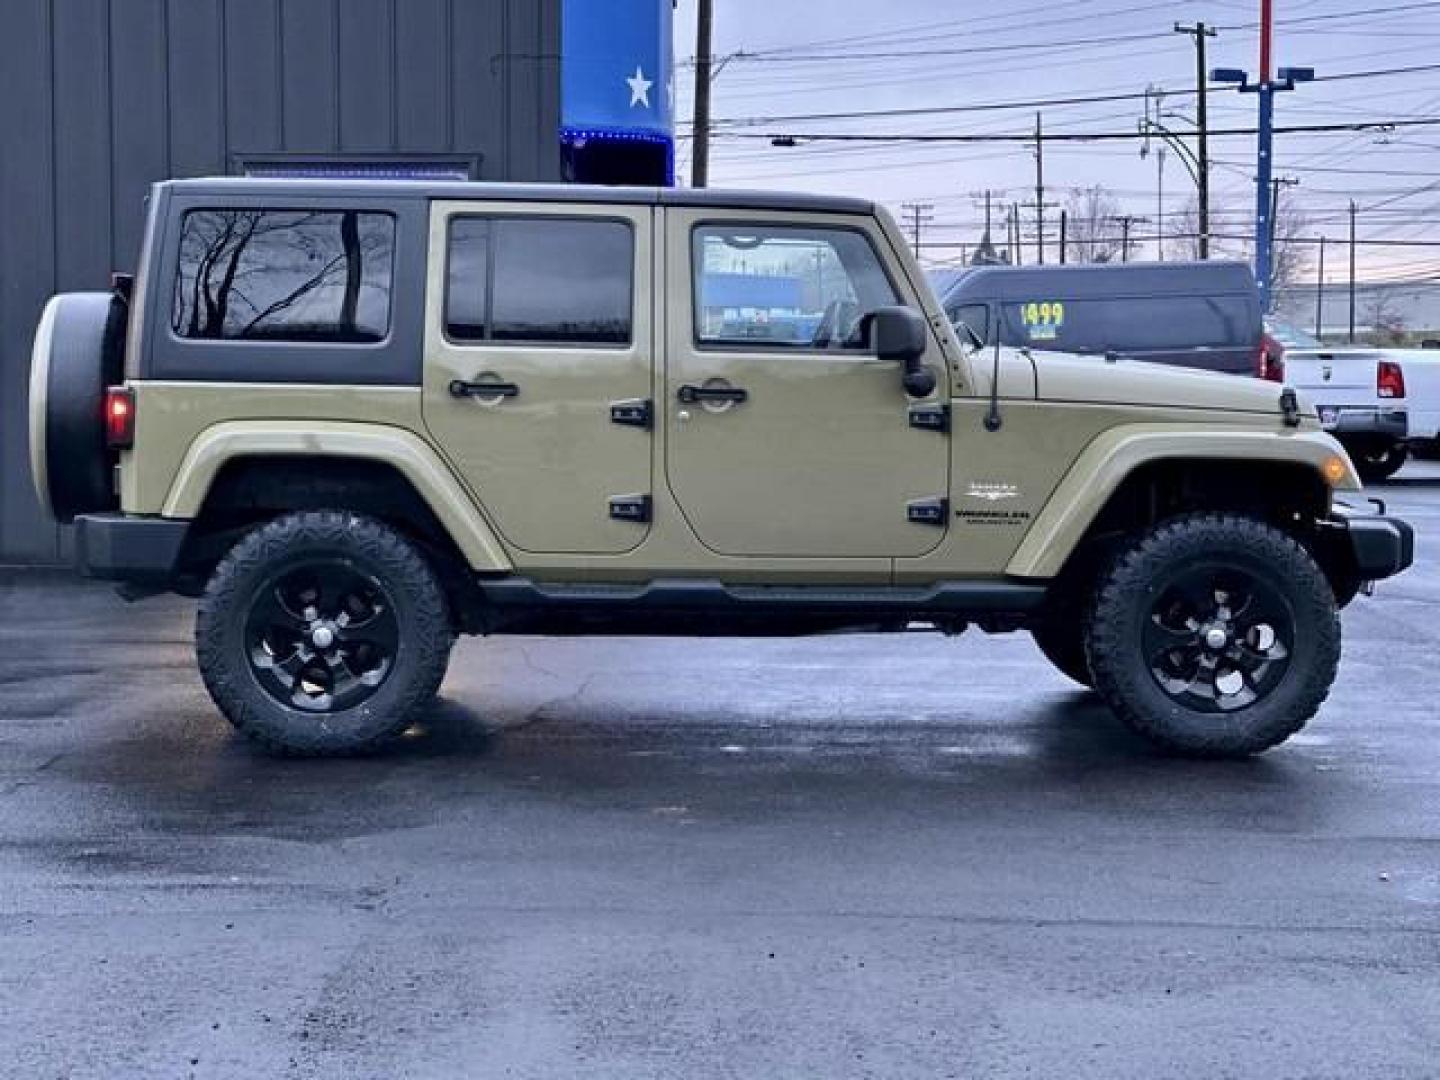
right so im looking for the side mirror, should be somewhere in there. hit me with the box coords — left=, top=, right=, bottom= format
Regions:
left=866, top=306, right=935, bottom=397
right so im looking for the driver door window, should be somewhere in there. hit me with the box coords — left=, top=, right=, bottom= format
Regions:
left=692, top=225, right=898, bottom=351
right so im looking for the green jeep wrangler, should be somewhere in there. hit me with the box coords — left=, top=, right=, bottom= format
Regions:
left=29, top=179, right=1413, bottom=758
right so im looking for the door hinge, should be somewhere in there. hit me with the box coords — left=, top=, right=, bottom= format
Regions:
left=906, top=497, right=949, bottom=526
left=608, top=494, right=652, bottom=523
left=610, top=398, right=653, bottom=429
left=908, top=402, right=950, bottom=433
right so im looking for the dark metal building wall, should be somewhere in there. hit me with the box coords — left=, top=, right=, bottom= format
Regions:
left=0, top=0, right=561, bottom=562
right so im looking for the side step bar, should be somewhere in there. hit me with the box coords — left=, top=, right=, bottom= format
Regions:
left=473, top=577, right=1047, bottom=636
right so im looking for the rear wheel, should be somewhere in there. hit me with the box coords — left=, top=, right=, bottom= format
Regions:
left=1347, top=438, right=1409, bottom=482
left=1085, top=513, right=1340, bottom=757
left=196, top=511, right=453, bottom=756
left=1411, top=437, right=1440, bottom=461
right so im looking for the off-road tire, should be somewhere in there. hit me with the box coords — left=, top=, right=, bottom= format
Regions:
left=196, top=511, right=453, bottom=756
left=1350, top=439, right=1409, bottom=483
left=1030, top=620, right=1093, bottom=688
left=1085, top=512, right=1340, bottom=757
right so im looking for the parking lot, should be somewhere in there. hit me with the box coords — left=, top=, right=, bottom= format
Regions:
left=0, top=468, right=1437, bottom=1079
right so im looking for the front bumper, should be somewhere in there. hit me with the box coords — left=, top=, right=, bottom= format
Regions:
left=72, top=513, right=190, bottom=585
left=1319, top=405, right=1408, bottom=441
left=1326, top=503, right=1414, bottom=582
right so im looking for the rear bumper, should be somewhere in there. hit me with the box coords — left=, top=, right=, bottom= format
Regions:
left=73, top=513, right=189, bottom=584
left=1320, top=406, right=1408, bottom=441
left=1327, top=504, right=1414, bottom=582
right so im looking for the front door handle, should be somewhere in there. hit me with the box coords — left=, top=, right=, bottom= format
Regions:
left=677, top=384, right=748, bottom=405
left=450, top=379, right=519, bottom=399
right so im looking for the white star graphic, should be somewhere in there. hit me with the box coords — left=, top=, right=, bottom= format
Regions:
left=626, top=65, right=653, bottom=109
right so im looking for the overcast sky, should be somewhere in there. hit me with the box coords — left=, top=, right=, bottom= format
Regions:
left=671, top=0, right=1440, bottom=283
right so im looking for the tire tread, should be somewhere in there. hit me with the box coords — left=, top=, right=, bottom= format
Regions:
left=196, top=511, right=453, bottom=757
left=1085, top=512, right=1340, bottom=757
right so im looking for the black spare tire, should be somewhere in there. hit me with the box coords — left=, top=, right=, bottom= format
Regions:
left=29, top=291, right=128, bottom=522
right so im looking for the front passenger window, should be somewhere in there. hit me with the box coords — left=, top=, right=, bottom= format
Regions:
left=446, top=217, right=633, bottom=345
left=692, top=225, right=898, bottom=350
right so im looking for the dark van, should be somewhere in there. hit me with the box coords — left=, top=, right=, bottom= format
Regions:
left=931, top=261, right=1280, bottom=380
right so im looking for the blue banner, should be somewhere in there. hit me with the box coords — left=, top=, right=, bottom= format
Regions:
left=562, top=0, right=673, bottom=138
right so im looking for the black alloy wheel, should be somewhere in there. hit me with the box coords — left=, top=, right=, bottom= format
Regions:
left=197, top=511, right=453, bottom=756
left=245, top=561, right=400, bottom=713
left=1085, top=512, right=1341, bottom=757
left=1143, top=563, right=1292, bottom=713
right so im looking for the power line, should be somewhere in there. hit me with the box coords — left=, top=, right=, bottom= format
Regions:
left=713, top=117, right=1440, bottom=144
left=687, top=63, right=1440, bottom=130
left=694, top=2, right=1440, bottom=65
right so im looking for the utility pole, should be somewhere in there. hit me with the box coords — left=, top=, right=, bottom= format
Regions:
left=1156, top=145, right=1167, bottom=261
left=1268, top=176, right=1297, bottom=248
left=691, top=0, right=714, bottom=188
left=1349, top=200, right=1358, bottom=343
left=1267, top=175, right=1299, bottom=299
left=1315, top=235, right=1326, bottom=339
left=1115, top=215, right=1146, bottom=263
left=970, top=190, right=1003, bottom=266
left=900, top=202, right=934, bottom=260
left=1010, top=202, right=1023, bottom=265
left=1034, top=112, right=1046, bottom=264
left=1022, top=112, right=1058, bottom=266
left=1175, top=21, right=1217, bottom=258
left=1059, top=210, right=1068, bottom=264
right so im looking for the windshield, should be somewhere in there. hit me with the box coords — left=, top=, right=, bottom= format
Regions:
left=1268, top=321, right=1323, bottom=349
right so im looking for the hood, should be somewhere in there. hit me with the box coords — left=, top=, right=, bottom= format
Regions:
left=1030, top=350, right=1296, bottom=416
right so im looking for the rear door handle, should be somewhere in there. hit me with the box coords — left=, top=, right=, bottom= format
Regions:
left=677, top=384, right=748, bottom=404
left=450, top=379, right=519, bottom=399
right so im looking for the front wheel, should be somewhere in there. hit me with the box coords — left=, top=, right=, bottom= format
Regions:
left=196, top=511, right=454, bottom=756
left=1085, top=513, right=1340, bottom=757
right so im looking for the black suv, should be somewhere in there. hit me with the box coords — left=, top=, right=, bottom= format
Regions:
left=932, top=261, right=1280, bottom=380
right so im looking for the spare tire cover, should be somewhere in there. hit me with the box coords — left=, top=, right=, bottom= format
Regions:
left=29, top=292, right=127, bottom=522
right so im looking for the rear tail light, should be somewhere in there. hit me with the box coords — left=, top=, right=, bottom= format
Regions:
left=104, top=386, right=135, bottom=448
left=1257, top=332, right=1286, bottom=383
left=1378, top=360, right=1406, bottom=399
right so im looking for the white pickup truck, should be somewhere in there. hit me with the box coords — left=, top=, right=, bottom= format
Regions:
left=1272, top=323, right=1439, bottom=481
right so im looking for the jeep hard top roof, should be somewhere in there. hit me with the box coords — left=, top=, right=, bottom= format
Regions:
left=932, top=260, right=1258, bottom=304
left=153, top=177, right=876, bottom=216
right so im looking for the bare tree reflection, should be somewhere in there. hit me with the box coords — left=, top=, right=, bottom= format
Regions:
left=173, top=210, right=392, bottom=341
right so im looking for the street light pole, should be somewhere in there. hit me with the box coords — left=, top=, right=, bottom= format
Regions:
left=1253, top=0, right=1276, bottom=307
left=1211, top=11, right=1313, bottom=312
left=1175, top=22, right=1217, bottom=258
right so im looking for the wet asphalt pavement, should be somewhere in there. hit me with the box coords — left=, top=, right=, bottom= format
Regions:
left=2, top=469, right=1439, bottom=1079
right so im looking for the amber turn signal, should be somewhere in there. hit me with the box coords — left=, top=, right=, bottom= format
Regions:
left=1322, top=455, right=1349, bottom=486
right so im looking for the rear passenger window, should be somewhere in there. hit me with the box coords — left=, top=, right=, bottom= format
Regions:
left=446, top=218, right=633, bottom=345
left=172, top=210, right=395, bottom=342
